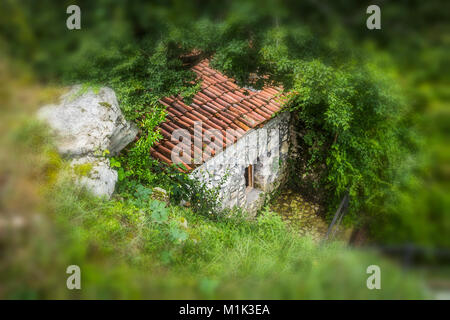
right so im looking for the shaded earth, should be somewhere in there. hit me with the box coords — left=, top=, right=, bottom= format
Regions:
left=270, top=189, right=351, bottom=242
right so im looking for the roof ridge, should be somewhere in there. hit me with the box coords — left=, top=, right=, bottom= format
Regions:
left=152, top=58, right=285, bottom=171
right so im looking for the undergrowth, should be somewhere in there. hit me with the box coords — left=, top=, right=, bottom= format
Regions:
left=0, top=116, right=429, bottom=299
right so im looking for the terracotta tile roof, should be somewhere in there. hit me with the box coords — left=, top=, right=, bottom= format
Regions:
left=150, top=58, right=284, bottom=171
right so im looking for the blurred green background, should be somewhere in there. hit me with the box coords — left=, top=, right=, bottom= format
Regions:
left=0, top=0, right=448, bottom=299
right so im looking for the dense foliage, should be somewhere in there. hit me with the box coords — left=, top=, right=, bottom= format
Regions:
left=1, top=0, right=448, bottom=246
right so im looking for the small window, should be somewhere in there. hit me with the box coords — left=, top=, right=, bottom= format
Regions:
left=244, top=165, right=253, bottom=188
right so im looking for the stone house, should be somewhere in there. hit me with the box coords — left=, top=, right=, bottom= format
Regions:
left=151, top=58, right=290, bottom=215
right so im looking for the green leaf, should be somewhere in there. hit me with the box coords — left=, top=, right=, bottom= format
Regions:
left=149, top=200, right=168, bottom=223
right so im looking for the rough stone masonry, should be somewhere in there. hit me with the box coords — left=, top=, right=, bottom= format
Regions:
left=190, top=111, right=290, bottom=216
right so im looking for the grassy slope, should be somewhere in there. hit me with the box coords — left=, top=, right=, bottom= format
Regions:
left=0, top=59, right=429, bottom=299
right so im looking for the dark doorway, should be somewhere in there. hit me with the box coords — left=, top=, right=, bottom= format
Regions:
left=244, top=165, right=253, bottom=188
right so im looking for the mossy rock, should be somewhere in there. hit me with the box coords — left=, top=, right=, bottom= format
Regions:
left=73, top=162, right=93, bottom=177
left=151, top=187, right=169, bottom=203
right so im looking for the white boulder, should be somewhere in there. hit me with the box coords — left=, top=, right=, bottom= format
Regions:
left=38, top=85, right=138, bottom=198
left=70, top=157, right=118, bottom=198
left=37, top=85, right=138, bottom=157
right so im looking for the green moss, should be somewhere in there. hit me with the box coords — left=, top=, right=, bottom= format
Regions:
left=45, top=150, right=63, bottom=183
left=73, top=163, right=93, bottom=177
left=99, top=101, right=112, bottom=109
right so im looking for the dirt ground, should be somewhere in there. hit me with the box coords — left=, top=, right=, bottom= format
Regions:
left=269, top=189, right=352, bottom=242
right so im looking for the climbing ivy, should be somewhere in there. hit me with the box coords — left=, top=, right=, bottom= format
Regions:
left=285, top=58, right=407, bottom=220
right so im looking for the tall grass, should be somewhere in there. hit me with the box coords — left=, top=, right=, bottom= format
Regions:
left=0, top=122, right=429, bottom=298
left=0, top=62, right=429, bottom=299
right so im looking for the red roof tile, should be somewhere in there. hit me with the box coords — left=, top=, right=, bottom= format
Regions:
left=150, top=58, right=284, bottom=171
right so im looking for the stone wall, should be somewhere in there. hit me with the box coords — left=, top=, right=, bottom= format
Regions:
left=190, top=111, right=290, bottom=216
